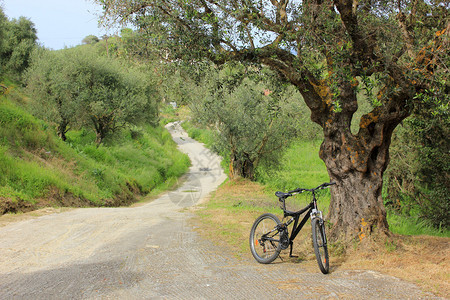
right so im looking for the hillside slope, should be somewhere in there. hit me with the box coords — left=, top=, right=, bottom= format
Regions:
left=0, top=81, right=190, bottom=214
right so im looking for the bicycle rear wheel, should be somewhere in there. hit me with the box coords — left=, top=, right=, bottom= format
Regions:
left=249, top=213, right=282, bottom=264
left=312, top=217, right=329, bottom=274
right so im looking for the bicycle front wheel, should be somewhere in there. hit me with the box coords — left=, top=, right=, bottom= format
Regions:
left=312, top=218, right=329, bottom=274
left=249, top=213, right=282, bottom=264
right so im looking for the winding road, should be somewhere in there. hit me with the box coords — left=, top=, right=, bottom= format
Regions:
left=0, top=122, right=439, bottom=299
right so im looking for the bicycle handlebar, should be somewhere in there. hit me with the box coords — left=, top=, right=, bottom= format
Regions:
left=275, top=182, right=336, bottom=214
left=287, top=182, right=336, bottom=195
left=275, top=182, right=336, bottom=199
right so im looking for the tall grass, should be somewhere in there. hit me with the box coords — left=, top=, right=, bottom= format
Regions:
left=66, top=125, right=190, bottom=195
left=181, top=120, right=215, bottom=147
left=387, top=211, right=450, bottom=237
left=257, top=139, right=331, bottom=214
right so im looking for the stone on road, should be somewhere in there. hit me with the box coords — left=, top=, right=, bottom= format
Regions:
left=0, top=122, right=438, bottom=299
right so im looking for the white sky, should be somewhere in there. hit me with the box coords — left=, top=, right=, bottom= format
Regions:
left=1, top=0, right=109, bottom=50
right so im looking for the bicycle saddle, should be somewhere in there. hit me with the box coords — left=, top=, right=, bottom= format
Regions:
left=275, top=191, right=291, bottom=198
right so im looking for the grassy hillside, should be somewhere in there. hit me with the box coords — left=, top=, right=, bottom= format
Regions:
left=0, top=81, right=190, bottom=214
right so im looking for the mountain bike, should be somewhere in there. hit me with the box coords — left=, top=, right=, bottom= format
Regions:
left=249, top=182, right=336, bottom=274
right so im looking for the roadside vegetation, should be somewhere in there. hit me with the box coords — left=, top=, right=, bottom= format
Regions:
left=172, top=99, right=449, bottom=296
left=182, top=110, right=449, bottom=238
left=96, top=0, right=449, bottom=242
left=0, top=80, right=189, bottom=214
left=0, top=8, right=190, bottom=214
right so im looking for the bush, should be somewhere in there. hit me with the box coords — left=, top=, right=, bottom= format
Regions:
left=384, top=94, right=449, bottom=230
left=0, top=11, right=37, bottom=77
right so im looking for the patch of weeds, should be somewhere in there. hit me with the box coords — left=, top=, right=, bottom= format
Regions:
left=330, top=241, right=346, bottom=257
left=384, top=240, right=397, bottom=252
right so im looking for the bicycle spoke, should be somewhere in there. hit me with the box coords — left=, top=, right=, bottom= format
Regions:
left=249, top=213, right=282, bottom=264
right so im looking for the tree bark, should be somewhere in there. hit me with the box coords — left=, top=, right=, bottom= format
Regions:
left=315, top=84, right=410, bottom=242
left=320, top=134, right=391, bottom=241
left=229, top=153, right=255, bottom=180
left=57, top=119, right=69, bottom=142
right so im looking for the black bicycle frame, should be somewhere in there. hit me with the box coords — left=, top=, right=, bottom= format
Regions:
left=284, top=203, right=313, bottom=257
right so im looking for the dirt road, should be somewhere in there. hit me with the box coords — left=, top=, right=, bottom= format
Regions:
left=0, top=122, right=440, bottom=299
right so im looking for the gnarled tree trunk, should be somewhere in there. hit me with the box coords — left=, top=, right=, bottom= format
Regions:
left=229, top=152, right=255, bottom=180
left=314, top=83, right=410, bottom=242
left=320, top=125, right=393, bottom=241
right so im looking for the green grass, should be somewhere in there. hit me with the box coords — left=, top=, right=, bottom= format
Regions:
left=387, top=211, right=450, bottom=237
left=0, top=82, right=190, bottom=212
left=181, top=121, right=215, bottom=147
left=256, top=139, right=331, bottom=214
left=257, top=139, right=329, bottom=191
left=66, top=125, right=190, bottom=195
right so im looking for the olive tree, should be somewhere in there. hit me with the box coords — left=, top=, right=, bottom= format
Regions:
left=1, top=15, right=37, bottom=76
left=96, top=0, right=449, bottom=241
left=0, top=8, right=7, bottom=75
left=26, top=47, right=159, bottom=144
left=191, top=65, right=303, bottom=179
left=25, top=48, right=80, bottom=141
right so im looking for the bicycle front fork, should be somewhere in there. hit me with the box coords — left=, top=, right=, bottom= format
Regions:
left=310, top=208, right=323, bottom=220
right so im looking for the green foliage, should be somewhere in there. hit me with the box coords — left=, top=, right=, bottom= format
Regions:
left=0, top=9, right=7, bottom=60
left=181, top=121, right=215, bottom=148
left=0, top=85, right=190, bottom=212
left=384, top=92, right=449, bottom=230
left=67, top=125, right=190, bottom=194
left=189, top=65, right=307, bottom=179
left=0, top=9, right=37, bottom=77
left=25, top=46, right=160, bottom=143
left=24, top=48, right=78, bottom=140
left=82, top=35, right=100, bottom=45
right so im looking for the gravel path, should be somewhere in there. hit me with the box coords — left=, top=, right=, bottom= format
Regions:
left=0, top=122, right=439, bottom=299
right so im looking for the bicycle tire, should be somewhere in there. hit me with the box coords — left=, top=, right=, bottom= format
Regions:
left=312, top=217, right=330, bottom=274
left=249, top=213, right=282, bottom=264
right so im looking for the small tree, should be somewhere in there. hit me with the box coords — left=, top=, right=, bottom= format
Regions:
left=25, top=48, right=80, bottom=141
left=1, top=16, right=37, bottom=76
left=0, top=8, right=7, bottom=76
left=82, top=35, right=100, bottom=45
left=75, top=53, right=159, bottom=144
left=191, top=66, right=303, bottom=179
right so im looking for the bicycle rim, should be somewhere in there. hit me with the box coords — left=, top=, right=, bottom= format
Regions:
left=312, top=218, right=329, bottom=274
left=249, top=213, right=281, bottom=264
